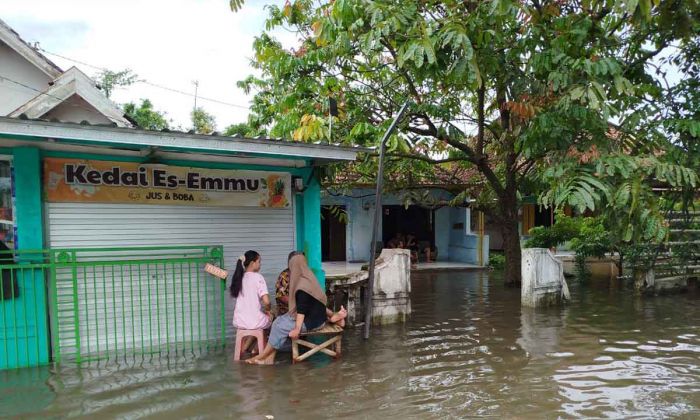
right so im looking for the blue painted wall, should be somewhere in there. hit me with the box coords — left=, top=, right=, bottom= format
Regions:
left=447, top=207, right=479, bottom=264
left=434, top=207, right=451, bottom=262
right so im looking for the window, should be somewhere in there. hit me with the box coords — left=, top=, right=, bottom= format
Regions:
left=0, top=158, right=14, bottom=249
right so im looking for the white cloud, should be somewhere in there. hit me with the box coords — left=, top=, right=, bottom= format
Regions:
left=1, top=0, right=284, bottom=131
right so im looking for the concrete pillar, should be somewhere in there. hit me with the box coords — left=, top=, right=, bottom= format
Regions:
left=521, top=248, right=570, bottom=308
left=13, top=147, right=44, bottom=252
left=302, top=174, right=325, bottom=286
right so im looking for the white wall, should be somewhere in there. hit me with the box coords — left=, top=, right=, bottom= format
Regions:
left=42, top=95, right=113, bottom=125
left=0, top=41, right=52, bottom=115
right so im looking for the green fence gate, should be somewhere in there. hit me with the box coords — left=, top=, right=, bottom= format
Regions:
left=1, top=245, right=227, bottom=369
left=0, top=250, right=50, bottom=370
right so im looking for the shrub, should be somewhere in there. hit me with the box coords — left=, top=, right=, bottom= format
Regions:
left=568, top=217, right=611, bottom=278
left=488, top=253, right=506, bottom=270
left=524, top=211, right=613, bottom=279
left=524, top=210, right=581, bottom=249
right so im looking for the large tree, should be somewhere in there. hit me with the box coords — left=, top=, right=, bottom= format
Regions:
left=235, top=0, right=699, bottom=285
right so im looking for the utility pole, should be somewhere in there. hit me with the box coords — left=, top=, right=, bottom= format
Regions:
left=192, top=80, right=199, bottom=111
left=363, top=101, right=410, bottom=340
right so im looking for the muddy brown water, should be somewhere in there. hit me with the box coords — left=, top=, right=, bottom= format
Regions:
left=1, top=271, right=699, bottom=419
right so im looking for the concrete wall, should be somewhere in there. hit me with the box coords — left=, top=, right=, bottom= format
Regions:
left=434, top=207, right=450, bottom=262
left=446, top=207, right=484, bottom=264
left=322, top=190, right=375, bottom=262
left=0, top=41, right=52, bottom=116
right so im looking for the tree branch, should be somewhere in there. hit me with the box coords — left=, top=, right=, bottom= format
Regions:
left=477, top=84, right=485, bottom=158
left=385, top=153, right=468, bottom=164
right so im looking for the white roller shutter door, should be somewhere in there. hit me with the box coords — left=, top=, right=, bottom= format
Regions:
left=46, top=202, right=295, bottom=354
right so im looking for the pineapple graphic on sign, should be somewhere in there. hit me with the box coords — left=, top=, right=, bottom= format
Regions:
left=265, top=175, right=288, bottom=208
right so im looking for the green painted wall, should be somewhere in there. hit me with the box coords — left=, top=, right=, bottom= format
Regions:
left=13, top=148, right=44, bottom=251
left=302, top=173, right=325, bottom=286
left=1, top=147, right=49, bottom=369
left=295, top=193, right=305, bottom=252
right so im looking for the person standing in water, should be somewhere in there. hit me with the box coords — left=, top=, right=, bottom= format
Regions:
left=247, top=254, right=346, bottom=365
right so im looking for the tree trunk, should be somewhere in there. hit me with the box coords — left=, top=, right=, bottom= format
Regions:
left=499, top=183, right=522, bottom=286
left=502, top=217, right=522, bottom=286
left=616, top=251, right=624, bottom=279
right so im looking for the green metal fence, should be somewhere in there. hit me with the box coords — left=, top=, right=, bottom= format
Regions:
left=1, top=245, right=226, bottom=369
left=0, top=250, right=50, bottom=370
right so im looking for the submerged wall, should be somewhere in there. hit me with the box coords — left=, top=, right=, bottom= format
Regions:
left=522, top=248, right=570, bottom=307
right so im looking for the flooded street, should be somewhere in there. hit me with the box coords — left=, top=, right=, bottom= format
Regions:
left=2, top=270, right=699, bottom=419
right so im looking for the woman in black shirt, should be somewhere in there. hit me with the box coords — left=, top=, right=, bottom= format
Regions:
left=246, top=254, right=347, bottom=364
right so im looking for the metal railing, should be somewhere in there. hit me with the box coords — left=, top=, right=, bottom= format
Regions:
left=0, top=250, right=50, bottom=369
left=1, top=245, right=226, bottom=369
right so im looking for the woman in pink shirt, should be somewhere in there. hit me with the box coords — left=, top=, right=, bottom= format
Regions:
left=230, top=250, right=273, bottom=334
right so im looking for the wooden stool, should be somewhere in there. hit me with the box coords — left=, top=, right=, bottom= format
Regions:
left=234, top=329, right=266, bottom=361
left=292, top=323, right=343, bottom=363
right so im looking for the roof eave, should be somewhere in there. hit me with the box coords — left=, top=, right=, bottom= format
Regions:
left=0, top=19, right=63, bottom=78
left=0, top=117, right=362, bottom=163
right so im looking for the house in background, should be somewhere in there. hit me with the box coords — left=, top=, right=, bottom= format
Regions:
left=0, top=18, right=131, bottom=126
left=321, top=165, right=492, bottom=266
left=321, top=166, right=574, bottom=267
left=0, top=18, right=133, bottom=250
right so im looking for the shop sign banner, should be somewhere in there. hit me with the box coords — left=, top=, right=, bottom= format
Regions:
left=44, top=158, right=291, bottom=208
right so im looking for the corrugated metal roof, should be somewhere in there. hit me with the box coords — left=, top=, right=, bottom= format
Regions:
left=0, top=116, right=367, bottom=162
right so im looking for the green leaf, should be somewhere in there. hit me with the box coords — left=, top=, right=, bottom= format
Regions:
left=570, top=86, right=585, bottom=100
left=586, top=88, right=600, bottom=109
left=623, top=224, right=633, bottom=242
left=423, top=36, right=436, bottom=65
left=469, top=54, right=482, bottom=87
left=229, top=0, right=245, bottom=12
left=414, top=44, right=425, bottom=68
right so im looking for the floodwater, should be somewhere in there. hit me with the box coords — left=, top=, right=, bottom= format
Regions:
left=2, top=271, right=699, bottom=419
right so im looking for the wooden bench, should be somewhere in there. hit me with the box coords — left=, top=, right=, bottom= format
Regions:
left=292, top=323, right=343, bottom=363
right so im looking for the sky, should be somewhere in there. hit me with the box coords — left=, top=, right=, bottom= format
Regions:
left=1, top=0, right=289, bottom=130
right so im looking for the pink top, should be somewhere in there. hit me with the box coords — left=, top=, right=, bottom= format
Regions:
left=232, top=272, right=272, bottom=330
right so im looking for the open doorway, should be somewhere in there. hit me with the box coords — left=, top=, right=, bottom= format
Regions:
left=321, top=206, right=347, bottom=262
left=382, top=205, right=434, bottom=247
left=534, top=205, right=554, bottom=228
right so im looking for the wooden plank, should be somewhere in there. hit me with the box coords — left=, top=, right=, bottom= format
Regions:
left=292, top=339, right=299, bottom=362
left=299, top=324, right=344, bottom=336
left=293, top=335, right=341, bottom=362
left=295, top=338, right=337, bottom=358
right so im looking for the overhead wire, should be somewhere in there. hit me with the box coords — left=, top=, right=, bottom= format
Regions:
left=0, top=73, right=120, bottom=118
left=37, top=48, right=251, bottom=110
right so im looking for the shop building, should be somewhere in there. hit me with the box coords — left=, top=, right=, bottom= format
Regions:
left=0, top=117, right=359, bottom=368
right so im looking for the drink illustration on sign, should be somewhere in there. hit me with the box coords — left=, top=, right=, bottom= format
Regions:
left=43, top=159, right=291, bottom=208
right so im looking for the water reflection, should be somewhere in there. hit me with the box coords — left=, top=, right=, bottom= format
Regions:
left=1, top=271, right=698, bottom=418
